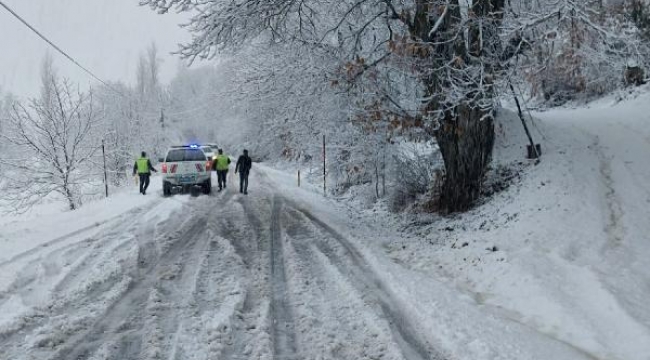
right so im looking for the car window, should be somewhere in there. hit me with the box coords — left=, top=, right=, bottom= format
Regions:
left=166, top=149, right=207, bottom=162
left=165, top=149, right=185, bottom=162
left=185, top=149, right=207, bottom=161
left=201, top=146, right=213, bottom=153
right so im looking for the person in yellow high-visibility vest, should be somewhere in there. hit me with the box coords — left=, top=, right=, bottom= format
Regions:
left=213, top=148, right=231, bottom=191
left=133, top=151, right=157, bottom=195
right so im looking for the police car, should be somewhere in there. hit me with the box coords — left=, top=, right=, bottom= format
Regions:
left=160, top=145, right=212, bottom=196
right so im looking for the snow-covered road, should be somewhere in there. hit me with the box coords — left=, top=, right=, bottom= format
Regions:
left=5, top=96, right=648, bottom=360
left=0, top=169, right=446, bottom=360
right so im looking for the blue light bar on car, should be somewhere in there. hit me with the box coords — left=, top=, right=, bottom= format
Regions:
left=189, top=144, right=199, bottom=149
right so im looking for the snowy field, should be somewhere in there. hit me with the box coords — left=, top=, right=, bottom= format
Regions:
left=1, top=94, right=650, bottom=359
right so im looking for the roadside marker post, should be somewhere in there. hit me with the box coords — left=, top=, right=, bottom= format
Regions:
left=102, top=139, right=108, bottom=198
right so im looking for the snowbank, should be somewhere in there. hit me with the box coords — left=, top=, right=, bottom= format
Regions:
left=378, top=95, right=650, bottom=360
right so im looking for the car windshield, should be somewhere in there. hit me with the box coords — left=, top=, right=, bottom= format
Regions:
left=166, top=149, right=206, bottom=162
left=201, top=146, right=213, bottom=153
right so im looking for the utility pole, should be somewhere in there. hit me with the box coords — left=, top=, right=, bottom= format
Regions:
left=509, top=82, right=540, bottom=159
left=102, top=139, right=109, bottom=198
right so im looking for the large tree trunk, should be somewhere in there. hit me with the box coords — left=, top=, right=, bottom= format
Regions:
left=436, top=104, right=495, bottom=212
left=414, top=0, right=502, bottom=212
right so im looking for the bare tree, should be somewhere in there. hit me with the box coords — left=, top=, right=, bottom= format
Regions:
left=510, top=0, right=650, bottom=103
left=147, top=42, right=162, bottom=96
left=0, top=63, right=100, bottom=211
left=136, top=55, right=148, bottom=100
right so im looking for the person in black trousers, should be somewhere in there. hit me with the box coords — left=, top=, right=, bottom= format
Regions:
left=133, top=151, right=157, bottom=195
left=213, top=149, right=231, bottom=191
left=235, top=149, right=252, bottom=194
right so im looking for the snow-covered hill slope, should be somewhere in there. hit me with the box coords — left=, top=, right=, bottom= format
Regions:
left=382, top=93, right=650, bottom=360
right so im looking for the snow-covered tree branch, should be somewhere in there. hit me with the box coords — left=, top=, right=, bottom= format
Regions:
left=0, top=59, right=101, bottom=211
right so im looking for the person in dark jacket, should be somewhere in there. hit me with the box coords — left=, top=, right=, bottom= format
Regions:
left=133, top=151, right=157, bottom=195
left=235, top=149, right=252, bottom=194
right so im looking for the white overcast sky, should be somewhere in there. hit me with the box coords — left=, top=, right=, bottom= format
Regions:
left=0, top=0, right=192, bottom=99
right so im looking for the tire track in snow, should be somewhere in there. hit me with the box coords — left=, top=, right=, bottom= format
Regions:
left=0, top=199, right=216, bottom=360
left=195, top=208, right=257, bottom=359
left=51, top=231, right=138, bottom=297
left=0, top=200, right=166, bottom=325
left=0, top=202, right=167, bottom=347
left=257, top=169, right=443, bottom=359
left=141, top=191, right=240, bottom=360
left=219, top=195, right=274, bottom=360
left=281, top=209, right=406, bottom=360
left=0, top=237, right=95, bottom=311
left=0, top=199, right=163, bottom=269
left=591, top=136, right=626, bottom=250
left=270, top=196, right=298, bottom=360
left=143, top=220, right=210, bottom=359
left=284, top=201, right=445, bottom=360
left=45, top=211, right=210, bottom=360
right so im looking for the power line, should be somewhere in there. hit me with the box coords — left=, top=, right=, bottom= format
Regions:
left=0, top=1, right=233, bottom=114
left=0, top=0, right=118, bottom=93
